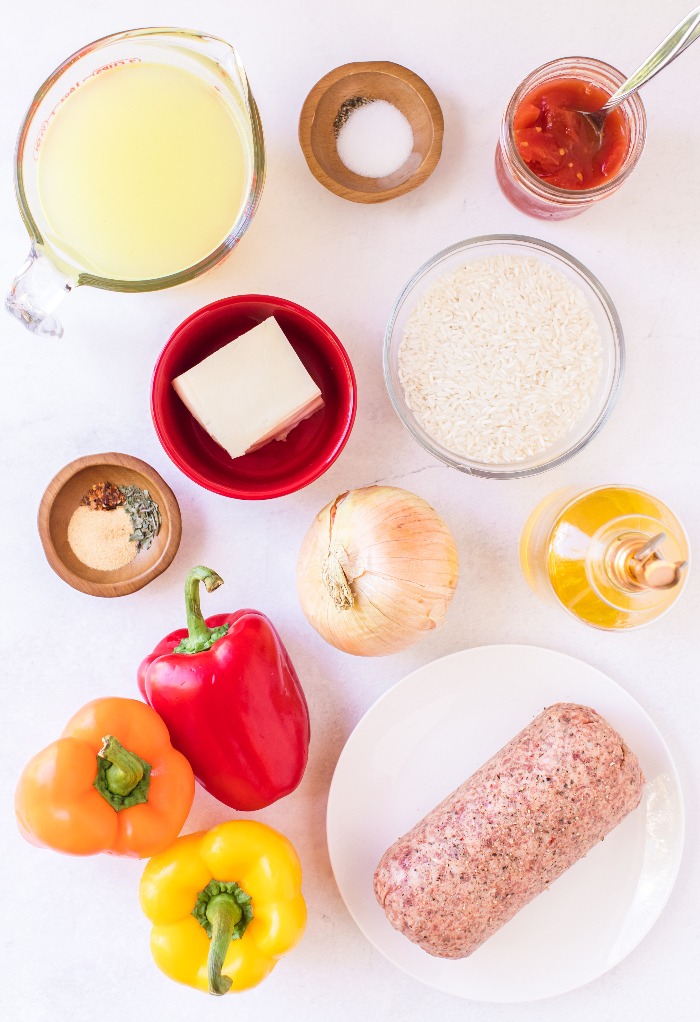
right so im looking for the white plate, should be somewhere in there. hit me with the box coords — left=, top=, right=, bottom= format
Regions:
left=326, top=645, right=684, bottom=1003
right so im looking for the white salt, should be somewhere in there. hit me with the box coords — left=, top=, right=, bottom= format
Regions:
left=336, top=100, right=414, bottom=179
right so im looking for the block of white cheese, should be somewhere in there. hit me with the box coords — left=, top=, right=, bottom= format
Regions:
left=172, top=317, right=324, bottom=459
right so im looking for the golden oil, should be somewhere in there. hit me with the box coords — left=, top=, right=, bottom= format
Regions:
left=519, top=486, right=689, bottom=630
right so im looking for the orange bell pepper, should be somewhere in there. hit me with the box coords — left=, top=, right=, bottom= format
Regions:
left=15, top=697, right=194, bottom=857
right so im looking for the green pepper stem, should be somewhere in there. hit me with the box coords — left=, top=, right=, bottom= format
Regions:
left=206, top=894, right=243, bottom=996
left=94, top=736, right=152, bottom=811
left=174, top=566, right=230, bottom=654
left=99, top=736, right=144, bottom=795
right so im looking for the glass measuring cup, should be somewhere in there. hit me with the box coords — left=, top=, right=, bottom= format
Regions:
left=6, top=27, right=265, bottom=338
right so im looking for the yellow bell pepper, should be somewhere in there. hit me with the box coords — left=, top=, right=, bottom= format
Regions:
left=139, top=820, right=306, bottom=995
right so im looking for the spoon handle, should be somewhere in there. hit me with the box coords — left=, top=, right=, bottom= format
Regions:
left=602, top=5, right=700, bottom=113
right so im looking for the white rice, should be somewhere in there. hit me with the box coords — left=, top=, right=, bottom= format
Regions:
left=397, top=255, right=603, bottom=464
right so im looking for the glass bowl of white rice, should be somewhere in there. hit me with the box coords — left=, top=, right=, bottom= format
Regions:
left=384, top=235, right=623, bottom=478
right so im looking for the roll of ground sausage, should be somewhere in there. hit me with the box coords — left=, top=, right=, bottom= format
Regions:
left=373, top=702, right=644, bottom=959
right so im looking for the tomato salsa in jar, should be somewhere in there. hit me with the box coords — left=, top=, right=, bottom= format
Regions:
left=496, top=58, right=647, bottom=220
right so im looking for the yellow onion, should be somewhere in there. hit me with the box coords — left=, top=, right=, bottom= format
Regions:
left=296, top=485, right=459, bottom=656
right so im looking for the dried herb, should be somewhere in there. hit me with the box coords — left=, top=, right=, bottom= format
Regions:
left=81, top=481, right=125, bottom=511
left=333, top=95, right=372, bottom=136
left=119, top=485, right=162, bottom=553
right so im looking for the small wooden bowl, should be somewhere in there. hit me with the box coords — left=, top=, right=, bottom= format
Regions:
left=299, top=61, right=444, bottom=203
left=38, top=453, right=182, bottom=598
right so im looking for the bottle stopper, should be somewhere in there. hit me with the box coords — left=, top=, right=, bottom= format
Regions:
left=607, top=532, right=687, bottom=592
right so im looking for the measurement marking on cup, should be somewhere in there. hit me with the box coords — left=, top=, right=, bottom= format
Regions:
left=33, top=58, right=141, bottom=160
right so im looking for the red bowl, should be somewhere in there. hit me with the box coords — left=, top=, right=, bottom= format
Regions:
left=151, top=296, right=357, bottom=499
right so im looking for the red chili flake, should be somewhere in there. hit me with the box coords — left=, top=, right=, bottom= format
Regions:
left=81, top=481, right=126, bottom=511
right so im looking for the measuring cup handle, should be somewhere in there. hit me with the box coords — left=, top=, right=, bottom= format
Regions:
left=6, top=248, right=74, bottom=338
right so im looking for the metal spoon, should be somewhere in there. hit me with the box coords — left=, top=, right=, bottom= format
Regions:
left=580, top=5, right=700, bottom=141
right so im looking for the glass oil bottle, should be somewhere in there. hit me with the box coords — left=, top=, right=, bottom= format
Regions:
left=519, top=485, right=689, bottom=630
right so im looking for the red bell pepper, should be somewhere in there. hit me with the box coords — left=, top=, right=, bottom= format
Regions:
left=138, top=566, right=309, bottom=811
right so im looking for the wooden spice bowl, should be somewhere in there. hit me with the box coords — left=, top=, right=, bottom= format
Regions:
left=38, top=453, right=182, bottom=598
left=299, top=61, right=444, bottom=203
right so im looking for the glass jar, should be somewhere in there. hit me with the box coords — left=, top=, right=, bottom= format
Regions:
left=495, top=57, right=647, bottom=220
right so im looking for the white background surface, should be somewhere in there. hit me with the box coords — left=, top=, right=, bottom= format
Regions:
left=1, top=1, right=698, bottom=1020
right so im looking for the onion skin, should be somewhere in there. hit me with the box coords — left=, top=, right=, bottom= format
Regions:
left=296, top=486, right=459, bottom=656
